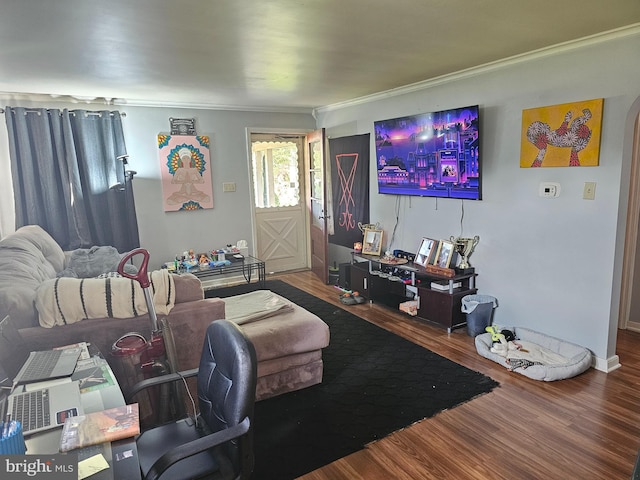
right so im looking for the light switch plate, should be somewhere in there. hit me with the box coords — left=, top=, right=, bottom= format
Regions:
left=222, top=182, right=236, bottom=192
left=583, top=182, right=596, bottom=200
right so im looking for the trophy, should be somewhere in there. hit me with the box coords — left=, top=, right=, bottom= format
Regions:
left=449, top=235, right=480, bottom=270
left=357, top=222, right=381, bottom=233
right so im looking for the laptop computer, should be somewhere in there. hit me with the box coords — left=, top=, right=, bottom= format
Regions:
left=0, top=315, right=85, bottom=436
left=2, top=381, right=84, bottom=436
left=0, top=315, right=82, bottom=387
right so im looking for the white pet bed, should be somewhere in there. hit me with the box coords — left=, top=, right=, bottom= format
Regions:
left=475, top=327, right=592, bottom=381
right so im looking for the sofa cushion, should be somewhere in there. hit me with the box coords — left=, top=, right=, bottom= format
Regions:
left=35, top=269, right=176, bottom=327
left=240, top=309, right=330, bottom=363
left=0, top=225, right=66, bottom=329
left=173, top=273, right=204, bottom=303
left=0, top=225, right=66, bottom=272
left=224, top=291, right=330, bottom=362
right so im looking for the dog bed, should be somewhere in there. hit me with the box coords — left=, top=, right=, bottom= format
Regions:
left=475, top=327, right=592, bottom=381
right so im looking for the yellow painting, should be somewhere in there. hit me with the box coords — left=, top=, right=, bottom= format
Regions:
left=520, top=98, right=603, bottom=168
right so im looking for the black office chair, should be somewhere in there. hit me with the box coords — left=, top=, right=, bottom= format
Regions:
left=127, top=320, right=258, bottom=480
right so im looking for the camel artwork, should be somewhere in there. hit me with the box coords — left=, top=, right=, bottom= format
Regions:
left=520, top=99, right=603, bottom=168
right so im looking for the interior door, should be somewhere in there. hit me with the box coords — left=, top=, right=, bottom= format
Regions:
left=305, top=129, right=329, bottom=283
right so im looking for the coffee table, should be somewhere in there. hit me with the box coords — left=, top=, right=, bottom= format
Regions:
left=187, top=255, right=266, bottom=290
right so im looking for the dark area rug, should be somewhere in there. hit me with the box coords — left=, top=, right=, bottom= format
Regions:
left=207, top=280, right=499, bottom=479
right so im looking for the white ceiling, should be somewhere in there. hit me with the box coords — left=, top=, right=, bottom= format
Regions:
left=1, top=0, right=640, bottom=111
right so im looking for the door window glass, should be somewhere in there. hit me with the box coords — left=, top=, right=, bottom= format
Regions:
left=251, top=141, right=300, bottom=208
left=309, top=141, right=323, bottom=200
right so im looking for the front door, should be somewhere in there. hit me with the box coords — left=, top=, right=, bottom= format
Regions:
left=250, top=135, right=308, bottom=274
left=305, top=129, right=329, bottom=283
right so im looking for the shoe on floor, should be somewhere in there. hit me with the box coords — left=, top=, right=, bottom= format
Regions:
left=340, top=295, right=357, bottom=305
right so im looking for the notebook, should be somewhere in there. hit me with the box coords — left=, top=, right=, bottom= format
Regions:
left=0, top=315, right=82, bottom=387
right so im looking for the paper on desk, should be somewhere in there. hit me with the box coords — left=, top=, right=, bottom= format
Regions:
left=78, top=453, right=110, bottom=479
left=23, top=377, right=72, bottom=392
left=54, top=341, right=91, bottom=360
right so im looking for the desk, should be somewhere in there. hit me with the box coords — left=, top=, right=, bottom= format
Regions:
left=24, top=357, right=141, bottom=480
left=188, top=255, right=266, bottom=290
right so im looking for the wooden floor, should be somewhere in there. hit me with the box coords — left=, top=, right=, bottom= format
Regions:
left=269, top=270, right=640, bottom=480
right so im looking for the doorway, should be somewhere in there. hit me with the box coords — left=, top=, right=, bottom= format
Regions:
left=619, top=109, right=640, bottom=330
left=250, top=133, right=309, bottom=274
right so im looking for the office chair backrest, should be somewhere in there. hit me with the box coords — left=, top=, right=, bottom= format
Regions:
left=197, top=320, right=257, bottom=474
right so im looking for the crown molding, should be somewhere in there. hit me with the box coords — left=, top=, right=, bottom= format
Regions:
left=314, top=23, right=640, bottom=116
left=0, top=92, right=314, bottom=115
left=113, top=98, right=314, bottom=115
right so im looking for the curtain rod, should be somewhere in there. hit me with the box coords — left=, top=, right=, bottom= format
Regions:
left=0, top=108, right=126, bottom=117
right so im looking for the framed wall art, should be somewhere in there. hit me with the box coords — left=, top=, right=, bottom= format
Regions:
left=158, top=134, right=214, bottom=211
left=520, top=98, right=603, bottom=168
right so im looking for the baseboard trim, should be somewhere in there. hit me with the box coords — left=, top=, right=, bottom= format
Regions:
left=593, top=354, right=621, bottom=373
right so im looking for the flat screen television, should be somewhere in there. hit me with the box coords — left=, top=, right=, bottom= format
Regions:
left=374, top=105, right=481, bottom=200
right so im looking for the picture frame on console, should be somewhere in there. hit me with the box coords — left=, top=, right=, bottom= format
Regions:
left=434, top=240, right=455, bottom=268
left=415, top=238, right=437, bottom=267
left=362, top=229, right=383, bottom=256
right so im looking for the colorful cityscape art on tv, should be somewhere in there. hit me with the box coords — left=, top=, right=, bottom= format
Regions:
left=374, top=105, right=481, bottom=200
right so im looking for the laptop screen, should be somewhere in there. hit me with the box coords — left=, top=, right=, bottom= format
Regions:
left=0, top=315, right=30, bottom=385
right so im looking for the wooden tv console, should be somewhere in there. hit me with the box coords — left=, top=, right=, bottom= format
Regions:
left=350, top=253, right=477, bottom=333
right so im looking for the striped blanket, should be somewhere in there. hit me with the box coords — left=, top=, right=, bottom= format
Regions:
left=35, top=270, right=175, bottom=327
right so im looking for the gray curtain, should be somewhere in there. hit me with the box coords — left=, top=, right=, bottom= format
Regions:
left=4, top=107, right=139, bottom=252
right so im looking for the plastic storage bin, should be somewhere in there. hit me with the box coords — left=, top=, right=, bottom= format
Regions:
left=462, top=294, right=498, bottom=337
left=0, top=420, right=25, bottom=454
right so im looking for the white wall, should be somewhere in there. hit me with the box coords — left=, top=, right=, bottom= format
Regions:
left=316, top=31, right=640, bottom=368
left=120, top=107, right=315, bottom=267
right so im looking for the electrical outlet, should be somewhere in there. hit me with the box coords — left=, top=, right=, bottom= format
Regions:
left=583, top=182, right=596, bottom=200
left=222, top=182, right=236, bottom=192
